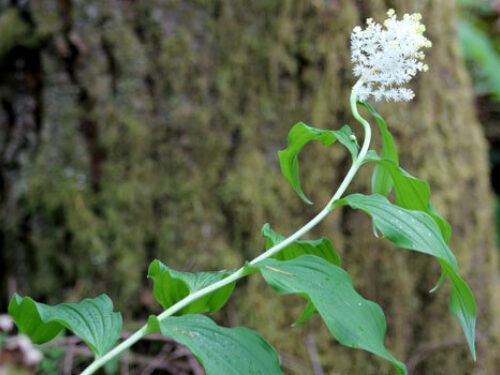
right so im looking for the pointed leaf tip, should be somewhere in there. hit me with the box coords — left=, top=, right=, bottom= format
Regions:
left=334, top=194, right=477, bottom=360
left=256, top=255, right=407, bottom=375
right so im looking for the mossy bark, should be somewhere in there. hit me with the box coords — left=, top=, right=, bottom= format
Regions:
left=0, top=1, right=498, bottom=374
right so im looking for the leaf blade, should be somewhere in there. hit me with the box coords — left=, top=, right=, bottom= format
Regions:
left=262, top=223, right=340, bottom=265
left=148, top=260, right=236, bottom=315
left=443, top=261, right=477, bottom=359
left=8, top=294, right=122, bottom=358
left=148, top=314, right=283, bottom=375
left=360, top=102, right=398, bottom=198
left=333, top=194, right=476, bottom=359
left=278, top=122, right=358, bottom=204
left=359, top=102, right=398, bottom=164
left=364, top=157, right=452, bottom=243
left=256, top=255, right=406, bottom=375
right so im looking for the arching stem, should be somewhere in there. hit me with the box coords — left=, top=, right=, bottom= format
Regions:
left=81, top=79, right=371, bottom=375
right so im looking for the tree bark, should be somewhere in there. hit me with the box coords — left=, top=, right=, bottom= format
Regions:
left=0, top=0, right=498, bottom=374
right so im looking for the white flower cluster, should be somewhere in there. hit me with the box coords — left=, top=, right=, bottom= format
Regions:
left=351, top=9, right=432, bottom=102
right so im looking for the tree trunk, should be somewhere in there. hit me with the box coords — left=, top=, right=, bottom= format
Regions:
left=0, top=0, right=498, bottom=374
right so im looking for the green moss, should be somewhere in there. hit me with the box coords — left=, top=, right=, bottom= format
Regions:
left=0, top=8, right=30, bottom=61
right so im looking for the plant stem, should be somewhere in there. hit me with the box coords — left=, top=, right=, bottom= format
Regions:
left=81, top=79, right=370, bottom=375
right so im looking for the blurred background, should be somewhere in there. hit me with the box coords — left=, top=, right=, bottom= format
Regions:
left=0, top=0, right=499, bottom=374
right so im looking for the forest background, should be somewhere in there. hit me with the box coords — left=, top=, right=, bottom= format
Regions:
left=0, top=0, right=499, bottom=374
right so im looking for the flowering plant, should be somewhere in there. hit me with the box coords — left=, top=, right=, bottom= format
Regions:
left=351, top=10, right=432, bottom=101
left=7, top=10, right=476, bottom=375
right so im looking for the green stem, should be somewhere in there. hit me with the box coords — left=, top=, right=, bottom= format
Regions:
left=81, top=79, right=371, bottom=375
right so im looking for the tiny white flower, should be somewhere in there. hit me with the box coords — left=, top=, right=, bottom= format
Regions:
left=351, top=9, right=432, bottom=102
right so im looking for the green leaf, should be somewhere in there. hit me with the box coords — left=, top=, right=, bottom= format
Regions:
left=360, top=102, right=398, bottom=198
left=363, top=153, right=453, bottom=292
left=444, top=262, right=477, bottom=359
left=262, top=223, right=340, bottom=265
left=332, top=194, right=457, bottom=269
left=372, top=164, right=393, bottom=198
left=359, top=102, right=398, bottom=164
left=8, top=294, right=122, bottom=358
left=364, top=155, right=452, bottom=243
left=427, top=203, right=452, bottom=244
left=256, top=255, right=406, bottom=375
left=292, top=300, right=317, bottom=326
left=332, top=194, right=476, bottom=359
left=278, top=122, right=358, bottom=204
left=260, top=222, right=340, bottom=327
left=147, top=314, right=283, bottom=375
left=360, top=106, right=451, bottom=241
left=148, top=260, right=236, bottom=315
left=429, top=271, right=447, bottom=294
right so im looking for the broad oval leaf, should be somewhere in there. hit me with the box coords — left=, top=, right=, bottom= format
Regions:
left=363, top=155, right=452, bottom=243
left=8, top=294, right=122, bottom=358
left=261, top=224, right=340, bottom=326
left=256, top=255, right=406, bottom=375
left=363, top=153, right=452, bottom=292
left=332, top=194, right=476, bottom=359
left=147, top=314, right=283, bottom=375
left=262, top=223, right=340, bottom=265
left=148, top=260, right=236, bottom=315
left=359, top=104, right=451, bottom=243
left=278, top=122, right=358, bottom=204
